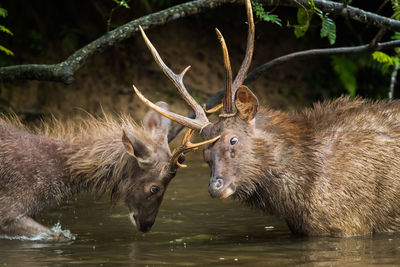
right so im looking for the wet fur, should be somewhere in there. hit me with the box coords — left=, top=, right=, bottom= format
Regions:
left=204, top=96, right=400, bottom=237
left=0, top=113, right=172, bottom=239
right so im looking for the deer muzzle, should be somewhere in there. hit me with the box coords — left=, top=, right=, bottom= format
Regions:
left=208, top=176, right=236, bottom=199
left=129, top=212, right=154, bottom=233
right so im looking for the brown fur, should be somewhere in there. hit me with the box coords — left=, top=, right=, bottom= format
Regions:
left=202, top=95, right=400, bottom=237
left=0, top=105, right=177, bottom=240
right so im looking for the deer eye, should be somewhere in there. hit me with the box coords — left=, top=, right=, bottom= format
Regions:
left=230, top=137, right=238, bottom=145
left=150, top=185, right=160, bottom=194
left=178, top=154, right=185, bottom=164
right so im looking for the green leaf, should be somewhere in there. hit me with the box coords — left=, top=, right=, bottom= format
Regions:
left=261, top=14, right=282, bottom=26
left=251, top=1, right=282, bottom=26
left=112, top=0, right=130, bottom=8
left=394, top=10, right=400, bottom=20
left=294, top=8, right=311, bottom=38
left=0, top=25, right=13, bottom=36
left=308, top=0, right=316, bottom=10
left=0, top=45, right=14, bottom=56
left=394, top=57, right=400, bottom=68
left=393, top=1, right=400, bottom=20
left=331, top=56, right=358, bottom=97
left=320, top=14, right=336, bottom=45
left=0, top=8, right=7, bottom=18
left=371, top=52, right=400, bottom=74
left=308, top=0, right=336, bottom=44
left=372, top=51, right=394, bottom=65
left=391, top=32, right=400, bottom=40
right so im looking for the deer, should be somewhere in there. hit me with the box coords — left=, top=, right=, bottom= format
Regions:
left=0, top=103, right=216, bottom=241
left=132, top=0, right=400, bottom=237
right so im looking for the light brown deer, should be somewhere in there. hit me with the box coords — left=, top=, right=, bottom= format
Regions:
left=0, top=103, right=215, bottom=241
left=133, top=0, right=400, bottom=237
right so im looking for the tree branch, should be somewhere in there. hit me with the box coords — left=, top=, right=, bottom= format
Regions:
left=245, top=40, right=400, bottom=84
left=168, top=39, right=400, bottom=141
left=388, top=63, right=398, bottom=100
left=273, top=0, right=400, bottom=32
left=0, top=0, right=237, bottom=84
left=2, top=0, right=400, bottom=84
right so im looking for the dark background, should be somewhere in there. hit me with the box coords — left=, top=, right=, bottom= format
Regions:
left=0, top=0, right=396, bottom=122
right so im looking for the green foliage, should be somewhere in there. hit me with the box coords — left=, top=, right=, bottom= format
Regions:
left=392, top=32, right=400, bottom=40
left=0, top=8, right=13, bottom=56
left=309, top=53, right=390, bottom=100
left=112, top=0, right=130, bottom=8
left=371, top=51, right=400, bottom=74
left=372, top=51, right=397, bottom=65
left=0, top=24, right=12, bottom=35
left=0, top=45, right=13, bottom=56
left=309, top=1, right=336, bottom=45
left=393, top=1, right=400, bottom=20
left=293, top=1, right=336, bottom=45
left=331, top=55, right=358, bottom=97
left=370, top=0, right=400, bottom=76
left=319, top=14, right=336, bottom=45
left=0, top=8, right=7, bottom=18
left=251, top=1, right=282, bottom=26
left=294, top=8, right=311, bottom=38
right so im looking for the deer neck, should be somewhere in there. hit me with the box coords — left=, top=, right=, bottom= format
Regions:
left=249, top=109, right=318, bottom=217
left=65, top=136, right=133, bottom=197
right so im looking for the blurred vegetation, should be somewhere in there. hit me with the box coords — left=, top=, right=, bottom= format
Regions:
left=252, top=1, right=282, bottom=26
left=0, top=8, right=13, bottom=56
left=0, top=0, right=399, bottom=112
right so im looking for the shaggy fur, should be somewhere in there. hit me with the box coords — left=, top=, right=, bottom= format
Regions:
left=0, top=107, right=176, bottom=240
left=202, top=96, right=400, bottom=237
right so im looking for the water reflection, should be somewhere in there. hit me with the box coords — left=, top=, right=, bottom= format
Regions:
left=1, top=153, right=400, bottom=265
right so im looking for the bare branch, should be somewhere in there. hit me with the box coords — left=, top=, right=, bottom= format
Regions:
left=273, top=0, right=400, bottom=32
left=168, top=39, right=400, bottom=141
left=245, top=40, right=400, bottom=84
left=389, top=64, right=399, bottom=100
left=0, top=0, right=238, bottom=84
left=2, top=0, right=400, bottom=84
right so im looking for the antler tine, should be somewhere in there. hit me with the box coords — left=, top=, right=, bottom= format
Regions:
left=133, top=85, right=205, bottom=130
left=172, top=129, right=221, bottom=168
left=232, top=0, right=255, bottom=94
left=203, top=103, right=223, bottom=114
left=215, top=28, right=234, bottom=115
left=138, top=26, right=209, bottom=130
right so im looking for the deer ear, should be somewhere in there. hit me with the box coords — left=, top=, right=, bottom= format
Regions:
left=122, top=129, right=150, bottom=159
left=143, top=101, right=171, bottom=136
left=234, top=85, right=259, bottom=122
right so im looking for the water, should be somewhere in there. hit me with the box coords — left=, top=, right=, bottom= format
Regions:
left=1, top=153, right=400, bottom=266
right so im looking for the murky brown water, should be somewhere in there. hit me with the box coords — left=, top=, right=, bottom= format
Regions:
left=1, top=153, right=400, bottom=266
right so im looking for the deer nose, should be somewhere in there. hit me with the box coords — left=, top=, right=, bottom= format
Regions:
left=209, top=176, right=236, bottom=199
left=210, top=177, right=224, bottom=189
left=209, top=177, right=224, bottom=198
left=139, top=221, right=154, bottom=233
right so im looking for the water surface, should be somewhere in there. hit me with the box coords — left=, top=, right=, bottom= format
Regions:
left=1, top=153, right=400, bottom=266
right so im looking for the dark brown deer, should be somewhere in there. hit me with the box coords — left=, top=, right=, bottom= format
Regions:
left=133, top=0, right=400, bottom=237
left=0, top=103, right=214, bottom=241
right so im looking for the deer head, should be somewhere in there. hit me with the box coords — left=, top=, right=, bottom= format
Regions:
left=133, top=0, right=256, bottom=201
left=121, top=102, right=216, bottom=232
left=120, top=102, right=173, bottom=232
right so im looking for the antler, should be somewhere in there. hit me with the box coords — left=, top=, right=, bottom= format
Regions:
left=171, top=129, right=221, bottom=168
left=133, top=26, right=210, bottom=132
left=203, top=103, right=222, bottom=114
left=215, top=28, right=233, bottom=115
left=217, top=0, right=255, bottom=115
